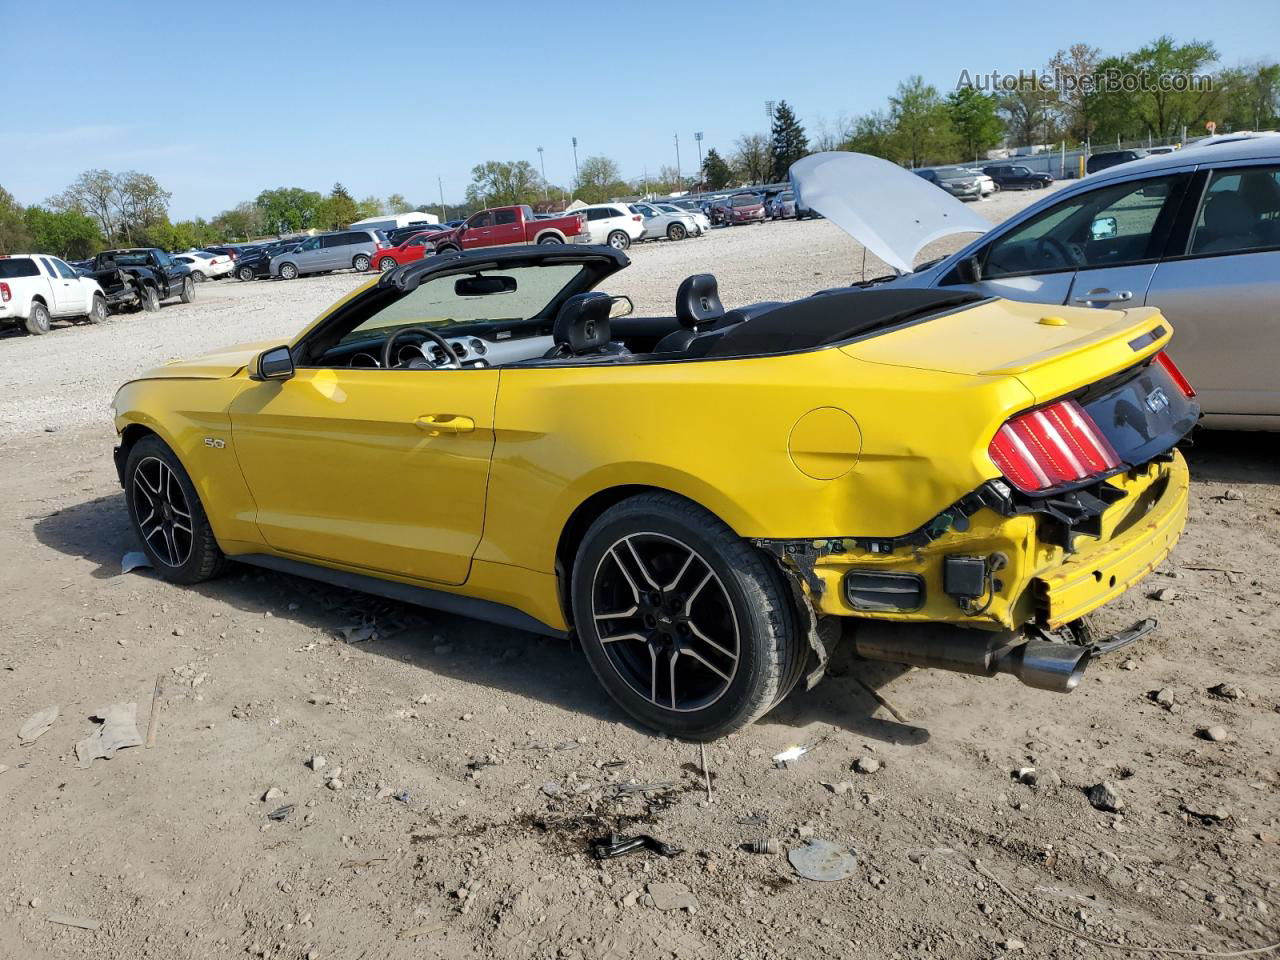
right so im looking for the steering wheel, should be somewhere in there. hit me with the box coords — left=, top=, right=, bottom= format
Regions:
left=381, top=326, right=460, bottom=370
left=1034, top=235, right=1075, bottom=269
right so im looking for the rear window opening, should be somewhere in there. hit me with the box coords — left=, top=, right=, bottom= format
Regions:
left=0, top=258, right=39, bottom=279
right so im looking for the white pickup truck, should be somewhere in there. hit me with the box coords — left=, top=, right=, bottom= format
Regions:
left=0, top=254, right=108, bottom=334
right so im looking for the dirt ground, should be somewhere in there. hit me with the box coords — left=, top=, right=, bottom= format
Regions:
left=1, top=193, right=1277, bottom=960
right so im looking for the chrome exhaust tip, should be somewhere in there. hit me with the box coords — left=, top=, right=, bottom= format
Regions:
left=852, top=622, right=1091, bottom=694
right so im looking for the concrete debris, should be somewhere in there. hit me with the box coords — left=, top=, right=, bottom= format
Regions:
left=645, top=881, right=698, bottom=911
left=853, top=756, right=881, bottom=774
left=822, top=781, right=856, bottom=795
left=1184, top=803, right=1229, bottom=822
left=18, top=705, right=59, bottom=745
left=308, top=755, right=326, bottom=771
left=263, top=787, right=283, bottom=802
left=1151, top=587, right=1178, bottom=601
left=1209, top=683, right=1244, bottom=700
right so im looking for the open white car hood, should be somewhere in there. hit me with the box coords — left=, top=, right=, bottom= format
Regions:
left=789, top=152, right=992, bottom=274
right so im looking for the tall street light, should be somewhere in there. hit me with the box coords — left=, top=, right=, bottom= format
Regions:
left=536, top=146, right=547, bottom=200
left=437, top=176, right=446, bottom=222
left=572, top=137, right=579, bottom=185
left=694, top=132, right=703, bottom=188
left=674, top=133, right=681, bottom=185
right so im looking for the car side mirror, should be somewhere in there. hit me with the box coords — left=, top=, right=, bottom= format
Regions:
left=252, top=345, right=294, bottom=381
left=608, top=295, right=634, bottom=319
left=956, top=255, right=983, bottom=284
left=1090, top=216, right=1118, bottom=240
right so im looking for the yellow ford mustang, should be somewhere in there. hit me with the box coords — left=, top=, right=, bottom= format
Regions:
left=112, top=246, right=1199, bottom=738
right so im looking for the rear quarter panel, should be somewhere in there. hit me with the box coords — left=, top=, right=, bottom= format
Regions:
left=480, top=349, right=1033, bottom=574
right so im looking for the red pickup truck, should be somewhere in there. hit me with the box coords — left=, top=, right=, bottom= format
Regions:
left=431, top=205, right=591, bottom=254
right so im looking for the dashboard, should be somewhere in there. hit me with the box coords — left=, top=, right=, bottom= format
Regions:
left=330, top=331, right=555, bottom=370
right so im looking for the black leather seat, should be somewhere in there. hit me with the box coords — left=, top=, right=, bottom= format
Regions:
left=654, top=274, right=726, bottom=353
left=545, top=292, right=618, bottom=359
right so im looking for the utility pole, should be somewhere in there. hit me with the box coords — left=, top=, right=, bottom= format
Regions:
left=674, top=133, right=681, bottom=186
left=437, top=177, right=446, bottom=222
left=537, top=146, right=547, bottom=200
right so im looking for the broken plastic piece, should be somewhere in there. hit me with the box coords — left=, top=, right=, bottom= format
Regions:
left=788, top=839, right=858, bottom=881
left=772, top=745, right=808, bottom=767
left=121, top=551, right=152, bottom=574
left=590, top=832, right=682, bottom=860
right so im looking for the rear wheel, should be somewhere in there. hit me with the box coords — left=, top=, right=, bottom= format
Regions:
left=537, top=234, right=563, bottom=245
left=667, top=222, right=687, bottom=241
left=571, top=492, right=803, bottom=740
left=237, top=266, right=255, bottom=282
left=87, top=294, right=107, bottom=324
left=25, top=301, right=51, bottom=335
left=190, top=270, right=206, bottom=283
left=141, top=285, right=160, bottom=312
left=278, top=262, right=298, bottom=280
left=179, top=277, right=195, bottom=303
left=607, top=230, right=631, bottom=250
left=125, top=435, right=226, bottom=585
left=352, top=253, right=371, bottom=272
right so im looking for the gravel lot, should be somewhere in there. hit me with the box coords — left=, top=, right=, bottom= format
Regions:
left=1, top=188, right=1277, bottom=960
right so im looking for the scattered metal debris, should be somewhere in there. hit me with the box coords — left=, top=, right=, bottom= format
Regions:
left=591, top=832, right=682, bottom=860
left=18, top=705, right=59, bottom=745
left=788, top=839, right=858, bottom=882
left=46, top=914, right=100, bottom=931
left=743, top=838, right=782, bottom=855
left=267, top=805, right=294, bottom=822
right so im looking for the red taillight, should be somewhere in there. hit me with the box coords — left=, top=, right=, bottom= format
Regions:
left=1154, top=351, right=1195, bottom=397
left=632, top=215, right=642, bottom=221
left=0, top=282, right=9, bottom=303
left=989, top=399, right=1121, bottom=493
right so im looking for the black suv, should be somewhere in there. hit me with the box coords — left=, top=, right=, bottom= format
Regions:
left=1085, top=149, right=1148, bottom=175
left=982, top=164, right=1054, bottom=190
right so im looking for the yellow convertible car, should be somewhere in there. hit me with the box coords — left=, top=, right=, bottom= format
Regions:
left=112, top=246, right=1198, bottom=738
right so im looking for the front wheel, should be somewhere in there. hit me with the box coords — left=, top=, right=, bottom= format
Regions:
left=179, top=277, right=195, bottom=303
left=667, top=223, right=687, bottom=241
left=607, top=230, right=631, bottom=250
left=87, top=294, right=108, bottom=324
left=378, top=256, right=398, bottom=272
left=190, top=270, right=206, bottom=283
left=571, top=492, right=804, bottom=740
left=352, top=253, right=371, bottom=272
left=125, top=435, right=226, bottom=585
left=278, top=262, right=298, bottom=280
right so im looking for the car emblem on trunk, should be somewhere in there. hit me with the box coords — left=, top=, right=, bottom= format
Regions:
left=1146, top=387, right=1170, bottom=413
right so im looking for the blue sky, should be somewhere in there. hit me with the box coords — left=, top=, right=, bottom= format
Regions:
left=4, top=0, right=1277, bottom=219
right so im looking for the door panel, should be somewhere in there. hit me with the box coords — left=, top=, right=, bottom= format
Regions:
left=228, top=368, right=500, bottom=584
left=1066, top=264, right=1158, bottom=308
left=1145, top=251, right=1280, bottom=416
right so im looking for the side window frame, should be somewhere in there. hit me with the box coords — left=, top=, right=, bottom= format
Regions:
left=1162, top=163, right=1280, bottom=262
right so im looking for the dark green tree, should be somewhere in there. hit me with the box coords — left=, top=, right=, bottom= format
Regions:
left=23, top=205, right=103, bottom=258
left=321, top=182, right=359, bottom=229
left=254, top=187, right=324, bottom=234
left=890, top=76, right=958, bottom=167
left=466, top=160, right=542, bottom=208
left=0, top=185, right=33, bottom=253
left=701, top=148, right=734, bottom=190
left=946, top=87, right=1004, bottom=160
left=768, top=100, right=809, bottom=180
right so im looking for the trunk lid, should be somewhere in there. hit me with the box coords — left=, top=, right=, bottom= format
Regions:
left=839, top=299, right=1173, bottom=403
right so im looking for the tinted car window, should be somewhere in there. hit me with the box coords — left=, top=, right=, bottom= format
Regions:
left=983, top=174, right=1185, bottom=277
left=469, top=212, right=496, bottom=228
left=494, top=210, right=518, bottom=226
left=586, top=208, right=612, bottom=221
left=1189, top=166, right=1280, bottom=256
left=0, top=258, right=40, bottom=278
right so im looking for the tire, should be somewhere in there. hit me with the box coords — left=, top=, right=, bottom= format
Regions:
left=237, top=266, right=255, bottom=282
left=537, top=234, right=564, bottom=245
left=666, top=223, right=687, bottom=241
left=87, top=294, right=107, bottom=325
left=570, top=492, right=802, bottom=740
left=378, top=256, right=398, bottom=272
left=179, top=277, right=195, bottom=304
left=124, top=435, right=226, bottom=585
left=278, top=262, right=298, bottom=280
left=436, top=246, right=459, bottom=256
left=141, top=285, right=160, bottom=312
left=352, top=253, right=371, bottom=272
left=607, top=230, right=631, bottom=251
left=1036, top=181, right=1048, bottom=189
left=190, top=270, right=206, bottom=283
left=25, top=301, right=52, bottom=335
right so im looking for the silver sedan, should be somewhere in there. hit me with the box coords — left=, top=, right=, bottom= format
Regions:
left=629, top=203, right=700, bottom=241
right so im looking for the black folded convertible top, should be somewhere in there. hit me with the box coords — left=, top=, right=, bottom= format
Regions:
left=703, top=288, right=985, bottom=358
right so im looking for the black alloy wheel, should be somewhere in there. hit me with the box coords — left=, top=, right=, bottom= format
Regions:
left=131, top=455, right=194, bottom=569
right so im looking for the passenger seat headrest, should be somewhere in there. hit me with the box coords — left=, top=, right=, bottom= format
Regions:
left=676, top=273, right=724, bottom=329
left=553, top=292, right=612, bottom=355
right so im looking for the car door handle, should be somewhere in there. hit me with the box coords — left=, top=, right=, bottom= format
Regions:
left=1073, top=289, right=1132, bottom=304
left=415, top=414, right=475, bottom=435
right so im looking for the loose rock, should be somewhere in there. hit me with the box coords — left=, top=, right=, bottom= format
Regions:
left=262, top=787, right=283, bottom=802
left=646, top=881, right=698, bottom=912
left=308, top=755, right=326, bottom=771
left=853, top=757, right=880, bottom=775
left=1209, top=683, right=1244, bottom=700
left=1086, top=781, right=1124, bottom=813
left=1199, top=725, right=1229, bottom=743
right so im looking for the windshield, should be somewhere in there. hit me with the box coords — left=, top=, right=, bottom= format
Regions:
left=658, top=205, right=682, bottom=213
left=731, top=195, right=758, bottom=207
left=340, top=262, right=586, bottom=346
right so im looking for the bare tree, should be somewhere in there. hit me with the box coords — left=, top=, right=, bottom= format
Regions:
left=732, top=133, right=770, bottom=185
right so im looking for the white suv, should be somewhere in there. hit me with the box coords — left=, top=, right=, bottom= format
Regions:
left=0, top=254, right=108, bottom=335
left=576, top=205, right=646, bottom=250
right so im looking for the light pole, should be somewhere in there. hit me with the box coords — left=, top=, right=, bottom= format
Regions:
left=571, top=137, right=579, bottom=186
left=536, top=146, right=547, bottom=200
left=674, top=133, right=682, bottom=188
left=694, top=132, right=703, bottom=189
left=437, top=177, right=446, bottom=222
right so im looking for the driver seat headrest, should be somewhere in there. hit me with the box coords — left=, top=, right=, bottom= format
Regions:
left=676, top=273, right=724, bottom=329
left=552, top=292, right=612, bottom=355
